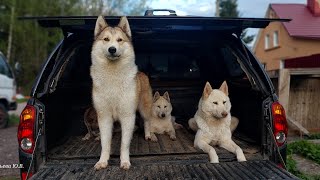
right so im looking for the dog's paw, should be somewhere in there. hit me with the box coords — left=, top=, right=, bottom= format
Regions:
left=237, top=156, right=247, bottom=162
left=150, top=135, right=158, bottom=142
left=82, top=134, right=91, bottom=141
left=94, top=136, right=101, bottom=141
left=94, top=161, right=108, bottom=170
left=120, top=161, right=131, bottom=170
left=174, top=123, right=184, bottom=130
left=170, top=135, right=176, bottom=141
left=145, top=135, right=151, bottom=141
left=209, top=159, right=219, bottom=163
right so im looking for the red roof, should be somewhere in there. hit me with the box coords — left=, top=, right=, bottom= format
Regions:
left=271, top=4, right=320, bottom=39
left=285, top=53, right=320, bottom=68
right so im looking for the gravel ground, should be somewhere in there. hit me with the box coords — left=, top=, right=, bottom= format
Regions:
left=0, top=103, right=26, bottom=178
left=0, top=126, right=20, bottom=178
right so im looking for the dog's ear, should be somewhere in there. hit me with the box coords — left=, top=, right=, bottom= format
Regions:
left=203, top=82, right=213, bottom=99
left=118, top=16, right=132, bottom=38
left=153, top=91, right=161, bottom=102
left=94, top=15, right=108, bottom=38
left=219, top=81, right=229, bottom=96
left=163, top=91, right=170, bottom=103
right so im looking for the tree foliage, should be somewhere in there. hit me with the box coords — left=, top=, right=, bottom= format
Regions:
left=218, top=0, right=254, bottom=44
left=0, top=0, right=149, bottom=94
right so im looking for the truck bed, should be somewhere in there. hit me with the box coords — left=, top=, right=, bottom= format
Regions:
left=48, top=128, right=261, bottom=161
left=32, top=128, right=298, bottom=179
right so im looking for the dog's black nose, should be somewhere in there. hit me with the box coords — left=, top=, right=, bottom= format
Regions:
left=108, top=47, right=116, bottom=54
left=161, top=113, right=166, bottom=118
left=221, top=112, right=228, bottom=118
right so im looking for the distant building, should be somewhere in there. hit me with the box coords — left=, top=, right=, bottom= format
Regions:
left=253, top=0, right=320, bottom=70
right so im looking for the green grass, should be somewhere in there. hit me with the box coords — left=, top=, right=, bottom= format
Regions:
left=287, top=140, right=320, bottom=180
left=16, top=98, right=28, bottom=104
left=287, top=140, right=320, bottom=164
left=8, top=114, right=20, bottom=126
left=308, top=134, right=320, bottom=140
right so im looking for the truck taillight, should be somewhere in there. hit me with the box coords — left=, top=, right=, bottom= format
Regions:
left=21, top=172, right=32, bottom=180
left=17, top=105, right=36, bottom=154
left=271, top=102, right=288, bottom=146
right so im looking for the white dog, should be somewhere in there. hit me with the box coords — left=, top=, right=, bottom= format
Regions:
left=188, top=81, right=246, bottom=163
left=91, top=16, right=152, bottom=170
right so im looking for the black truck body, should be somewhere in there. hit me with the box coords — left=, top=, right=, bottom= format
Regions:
left=17, top=15, right=297, bottom=179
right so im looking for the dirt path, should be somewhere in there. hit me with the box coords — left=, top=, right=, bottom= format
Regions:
left=0, top=126, right=20, bottom=178
left=292, top=154, right=320, bottom=176
left=0, top=103, right=26, bottom=178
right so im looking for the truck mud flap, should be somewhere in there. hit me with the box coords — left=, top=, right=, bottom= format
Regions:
left=30, top=160, right=298, bottom=180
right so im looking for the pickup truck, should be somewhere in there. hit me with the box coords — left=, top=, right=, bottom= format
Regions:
left=18, top=13, right=298, bottom=179
left=0, top=51, right=17, bottom=128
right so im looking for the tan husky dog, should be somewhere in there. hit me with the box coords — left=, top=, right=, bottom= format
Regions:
left=144, top=91, right=177, bottom=142
left=91, top=16, right=152, bottom=170
left=188, top=81, right=246, bottom=163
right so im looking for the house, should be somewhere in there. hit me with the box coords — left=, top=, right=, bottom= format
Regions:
left=253, top=0, right=320, bottom=71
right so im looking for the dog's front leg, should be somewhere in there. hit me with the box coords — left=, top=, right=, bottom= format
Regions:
left=220, top=140, right=246, bottom=162
left=94, top=116, right=113, bottom=170
left=168, top=125, right=176, bottom=141
left=194, top=133, right=219, bottom=163
left=144, top=120, right=152, bottom=140
left=119, top=115, right=136, bottom=170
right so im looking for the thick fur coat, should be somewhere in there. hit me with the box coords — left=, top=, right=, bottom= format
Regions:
left=188, top=81, right=246, bottom=163
left=91, top=16, right=152, bottom=170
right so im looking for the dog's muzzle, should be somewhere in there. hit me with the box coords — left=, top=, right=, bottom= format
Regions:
left=106, top=47, right=120, bottom=60
left=212, top=111, right=228, bottom=119
left=158, top=113, right=166, bottom=119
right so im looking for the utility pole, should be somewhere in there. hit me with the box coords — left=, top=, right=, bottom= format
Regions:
left=7, top=0, right=15, bottom=63
left=215, top=0, right=220, bottom=17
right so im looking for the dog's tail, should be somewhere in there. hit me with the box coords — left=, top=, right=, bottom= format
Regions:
left=137, top=72, right=153, bottom=121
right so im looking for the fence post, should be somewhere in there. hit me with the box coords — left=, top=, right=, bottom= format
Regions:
left=278, top=69, right=290, bottom=112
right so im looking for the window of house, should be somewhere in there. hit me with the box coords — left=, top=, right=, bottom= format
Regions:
left=273, top=31, right=279, bottom=47
left=265, top=34, right=270, bottom=49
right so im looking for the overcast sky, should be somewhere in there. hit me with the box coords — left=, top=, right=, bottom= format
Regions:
left=148, top=0, right=306, bottom=45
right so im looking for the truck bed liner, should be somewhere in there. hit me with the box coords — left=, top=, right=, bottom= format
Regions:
left=31, top=159, right=298, bottom=180
left=48, top=128, right=260, bottom=161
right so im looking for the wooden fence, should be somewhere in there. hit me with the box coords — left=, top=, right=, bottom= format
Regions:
left=268, top=68, right=320, bottom=134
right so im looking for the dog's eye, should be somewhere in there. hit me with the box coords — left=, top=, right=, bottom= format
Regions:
left=213, top=102, right=218, bottom=105
left=223, top=101, right=226, bottom=104
left=104, top=37, right=109, bottom=41
left=117, top=38, right=123, bottom=42
left=157, top=106, right=161, bottom=108
left=164, top=106, right=167, bottom=108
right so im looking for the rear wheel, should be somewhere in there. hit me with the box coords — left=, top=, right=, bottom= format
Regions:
left=0, top=104, right=9, bottom=128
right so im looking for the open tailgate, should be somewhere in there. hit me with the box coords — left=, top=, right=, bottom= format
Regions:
left=30, top=159, right=298, bottom=179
